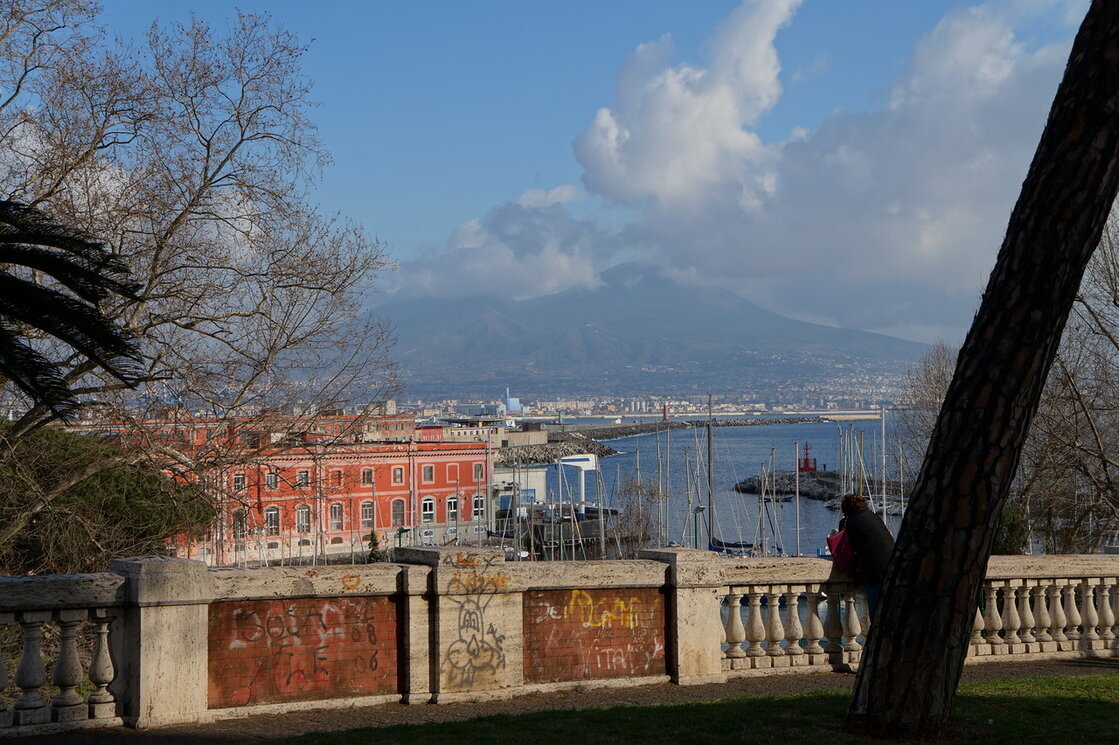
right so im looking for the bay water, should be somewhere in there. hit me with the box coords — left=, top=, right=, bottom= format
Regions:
left=548, top=417, right=902, bottom=557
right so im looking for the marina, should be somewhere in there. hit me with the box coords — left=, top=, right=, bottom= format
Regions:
left=495, top=416, right=904, bottom=559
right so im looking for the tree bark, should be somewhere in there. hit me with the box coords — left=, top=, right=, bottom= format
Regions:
left=846, top=2, right=1119, bottom=737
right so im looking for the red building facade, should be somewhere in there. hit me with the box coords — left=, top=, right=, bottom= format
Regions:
left=175, top=440, right=494, bottom=565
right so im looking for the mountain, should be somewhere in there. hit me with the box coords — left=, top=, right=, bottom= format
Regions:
left=376, top=263, right=928, bottom=401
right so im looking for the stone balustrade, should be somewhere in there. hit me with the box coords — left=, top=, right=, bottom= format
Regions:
left=0, top=550, right=1115, bottom=736
left=715, top=555, right=1119, bottom=674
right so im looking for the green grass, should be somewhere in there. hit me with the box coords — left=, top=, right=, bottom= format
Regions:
left=283, top=674, right=1119, bottom=745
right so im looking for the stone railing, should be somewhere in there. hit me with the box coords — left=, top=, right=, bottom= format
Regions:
left=0, top=571, right=126, bottom=732
left=1, top=550, right=1116, bottom=736
left=716, top=556, right=1119, bottom=674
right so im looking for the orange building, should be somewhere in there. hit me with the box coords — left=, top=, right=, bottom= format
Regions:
left=81, top=410, right=493, bottom=566
left=178, top=439, right=494, bottom=566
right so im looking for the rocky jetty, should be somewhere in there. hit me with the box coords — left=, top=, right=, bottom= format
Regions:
left=733, top=470, right=908, bottom=501
left=495, top=439, right=617, bottom=467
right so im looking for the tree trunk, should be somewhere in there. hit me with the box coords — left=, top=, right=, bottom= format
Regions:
left=846, top=2, right=1119, bottom=737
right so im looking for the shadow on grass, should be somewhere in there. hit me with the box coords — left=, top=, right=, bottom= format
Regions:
left=286, top=674, right=1119, bottom=745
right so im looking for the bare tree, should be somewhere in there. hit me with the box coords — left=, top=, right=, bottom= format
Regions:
left=0, top=4, right=399, bottom=551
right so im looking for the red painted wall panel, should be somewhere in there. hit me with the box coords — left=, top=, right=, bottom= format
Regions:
left=522, top=588, right=666, bottom=684
left=208, top=596, right=399, bottom=708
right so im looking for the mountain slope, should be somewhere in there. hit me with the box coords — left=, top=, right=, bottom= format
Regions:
left=376, top=263, right=927, bottom=400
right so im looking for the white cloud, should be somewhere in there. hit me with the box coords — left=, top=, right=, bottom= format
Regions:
left=572, top=0, right=801, bottom=213
left=383, top=199, right=611, bottom=301
left=572, top=0, right=1082, bottom=342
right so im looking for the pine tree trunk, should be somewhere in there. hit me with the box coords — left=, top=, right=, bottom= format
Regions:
left=846, top=2, right=1119, bottom=737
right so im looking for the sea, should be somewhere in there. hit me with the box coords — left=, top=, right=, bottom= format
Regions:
left=544, top=415, right=904, bottom=557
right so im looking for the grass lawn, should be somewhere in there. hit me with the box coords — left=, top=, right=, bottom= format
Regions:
left=283, top=674, right=1119, bottom=744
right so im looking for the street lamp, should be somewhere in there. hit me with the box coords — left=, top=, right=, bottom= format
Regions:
left=396, top=526, right=412, bottom=548
left=692, top=505, right=706, bottom=549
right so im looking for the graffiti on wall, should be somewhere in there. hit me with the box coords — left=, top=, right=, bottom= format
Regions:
left=523, top=588, right=665, bottom=684
left=208, top=594, right=398, bottom=708
left=442, top=552, right=509, bottom=688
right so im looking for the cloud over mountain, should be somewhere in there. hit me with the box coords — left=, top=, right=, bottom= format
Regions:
left=383, top=0, right=1084, bottom=344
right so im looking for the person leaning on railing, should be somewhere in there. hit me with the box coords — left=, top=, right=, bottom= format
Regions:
left=838, top=493, right=895, bottom=617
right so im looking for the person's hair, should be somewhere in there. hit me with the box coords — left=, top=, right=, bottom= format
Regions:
left=841, top=493, right=869, bottom=517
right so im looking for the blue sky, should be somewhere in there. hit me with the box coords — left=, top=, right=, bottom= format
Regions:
left=101, top=1, right=1089, bottom=343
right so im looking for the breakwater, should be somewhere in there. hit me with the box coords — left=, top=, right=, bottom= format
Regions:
left=732, top=470, right=910, bottom=501
left=549, top=416, right=821, bottom=443
left=494, top=438, right=618, bottom=467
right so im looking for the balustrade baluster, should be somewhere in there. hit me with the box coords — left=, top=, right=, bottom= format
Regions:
left=724, top=591, right=746, bottom=658
left=766, top=589, right=786, bottom=657
left=1033, top=584, right=1053, bottom=643
left=1049, top=584, right=1069, bottom=644
left=744, top=590, right=767, bottom=657
left=87, top=610, right=117, bottom=718
left=52, top=610, right=87, bottom=722
left=0, top=613, right=11, bottom=727
left=804, top=587, right=825, bottom=656
left=842, top=591, right=862, bottom=653
left=970, top=607, right=985, bottom=652
left=784, top=587, right=805, bottom=658
left=1097, top=582, right=1116, bottom=643
left=823, top=590, right=843, bottom=654
left=1002, top=583, right=1021, bottom=647
left=1081, top=580, right=1100, bottom=645
left=13, top=611, right=51, bottom=726
left=1111, top=578, right=1119, bottom=641
left=1017, top=581, right=1036, bottom=646
left=1065, top=581, right=1083, bottom=641
left=984, top=584, right=1004, bottom=648
left=858, top=592, right=871, bottom=636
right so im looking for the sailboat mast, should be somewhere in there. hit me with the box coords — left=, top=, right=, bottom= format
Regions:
left=795, top=441, right=801, bottom=557
left=705, top=395, right=715, bottom=544
left=881, top=407, right=888, bottom=516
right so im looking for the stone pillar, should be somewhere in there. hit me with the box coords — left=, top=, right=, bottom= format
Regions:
left=394, top=546, right=522, bottom=702
left=639, top=549, right=726, bottom=685
left=109, top=556, right=210, bottom=728
left=398, top=563, right=433, bottom=703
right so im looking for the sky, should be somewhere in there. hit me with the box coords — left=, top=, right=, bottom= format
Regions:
left=101, top=0, right=1090, bottom=344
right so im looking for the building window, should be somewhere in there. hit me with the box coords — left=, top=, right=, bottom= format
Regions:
left=422, top=464, right=434, bottom=482
left=296, top=504, right=311, bottom=534
left=331, top=470, right=343, bottom=488
left=266, top=471, right=278, bottom=490
left=473, top=463, right=484, bottom=482
left=421, top=529, right=435, bottom=541
left=447, top=496, right=458, bottom=521
left=473, top=494, right=485, bottom=521
left=391, top=499, right=405, bottom=527
left=447, top=527, right=458, bottom=536
left=232, top=473, right=246, bottom=492
left=232, top=509, right=247, bottom=539
left=392, top=467, right=404, bottom=484
left=264, top=506, right=280, bottom=536
left=361, top=468, right=373, bottom=485
left=297, top=469, right=310, bottom=486
left=421, top=498, right=435, bottom=523
left=361, top=500, right=374, bottom=528
left=329, top=502, right=344, bottom=531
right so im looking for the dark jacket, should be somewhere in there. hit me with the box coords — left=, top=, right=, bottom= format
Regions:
left=842, top=509, right=894, bottom=585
